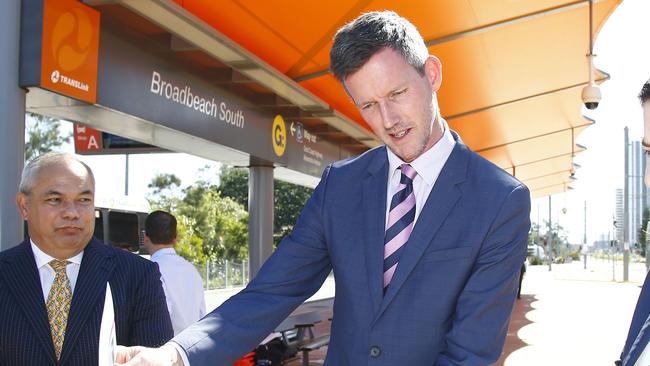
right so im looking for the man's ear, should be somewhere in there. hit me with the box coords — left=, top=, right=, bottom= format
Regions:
left=16, top=193, right=28, bottom=220
left=424, top=55, right=442, bottom=92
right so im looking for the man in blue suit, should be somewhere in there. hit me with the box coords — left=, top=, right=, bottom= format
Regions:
left=0, top=152, right=173, bottom=365
left=618, top=79, right=650, bottom=366
left=116, top=11, right=530, bottom=366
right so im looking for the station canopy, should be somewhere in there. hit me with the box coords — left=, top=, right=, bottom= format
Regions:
left=87, top=0, right=621, bottom=197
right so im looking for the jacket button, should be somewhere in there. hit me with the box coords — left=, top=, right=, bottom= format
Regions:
left=369, top=346, right=381, bottom=357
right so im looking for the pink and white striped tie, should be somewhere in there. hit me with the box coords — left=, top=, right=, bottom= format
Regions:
left=384, top=164, right=417, bottom=289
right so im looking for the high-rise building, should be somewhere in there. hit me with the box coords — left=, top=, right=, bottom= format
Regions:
left=616, top=188, right=624, bottom=243
left=622, top=140, right=648, bottom=246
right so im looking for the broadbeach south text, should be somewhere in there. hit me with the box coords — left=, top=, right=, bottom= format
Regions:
left=150, top=70, right=245, bottom=128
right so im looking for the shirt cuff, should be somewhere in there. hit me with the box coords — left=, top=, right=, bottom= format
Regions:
left=167, top=341, right=190, bottom=366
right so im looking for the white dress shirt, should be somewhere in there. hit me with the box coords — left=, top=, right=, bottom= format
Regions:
left=385, top=122, right=456, bottom=228
left=151, top=248, right=206, bottom=336
left=31, top=240, right=83, bottom=301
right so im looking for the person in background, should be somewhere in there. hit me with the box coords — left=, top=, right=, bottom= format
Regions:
left=517, top=260, right=527, bottom=299
left=144, top=210, right=206, bottom=335
left=114, top=10, right=530, bottom=366
left=618, top=79, right=650, bottom=366
left=0, top=152, right=172, bottom=366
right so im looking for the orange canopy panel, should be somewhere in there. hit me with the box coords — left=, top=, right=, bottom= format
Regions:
left=166, top=0, right=620, bottom=197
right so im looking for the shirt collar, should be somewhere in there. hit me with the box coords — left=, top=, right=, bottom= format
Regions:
left=386, top=119, right=456, bottom=184
left=151, top=247, right=176, bottom=260
left=30, top=239, right=83, bottom=269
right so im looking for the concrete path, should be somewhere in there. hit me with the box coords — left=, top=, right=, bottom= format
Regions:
left=497, top=258, right=647, bottom=366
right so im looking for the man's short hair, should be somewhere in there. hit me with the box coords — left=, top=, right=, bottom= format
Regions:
left=19, top=152, right=94, bottom=194
left=330, top=10, right=429, bottom=82
left=145, top=210, right=177, bottom=245
left=639, top=78, right=650, bottom=104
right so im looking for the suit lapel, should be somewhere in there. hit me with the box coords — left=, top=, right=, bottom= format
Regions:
left=59, top=239, right=115, bottom=365
left=362, top=148, right=389, bottom=317
left=0, top=241, right=57, bottom=364
left=378, top=138, right=469, bottom=317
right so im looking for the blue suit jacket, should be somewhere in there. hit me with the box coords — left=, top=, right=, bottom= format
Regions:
left=0, top=238, right=173, bottom=366
left=620, top=271, right=650, bottom=366
left=175, top=134, right=531, bottom=365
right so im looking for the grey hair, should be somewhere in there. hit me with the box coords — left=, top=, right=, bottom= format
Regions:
left=330, top=10, right=429, bottom=82
left=19, top=152, right=95, bottom=194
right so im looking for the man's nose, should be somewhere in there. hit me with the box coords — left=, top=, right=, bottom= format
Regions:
left=61, top=201, right=80, bottom=219
left=379, top=102, right=399, bottom=129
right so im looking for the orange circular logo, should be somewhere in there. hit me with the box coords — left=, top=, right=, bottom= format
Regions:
left=51, top=8, right=94, bottom=72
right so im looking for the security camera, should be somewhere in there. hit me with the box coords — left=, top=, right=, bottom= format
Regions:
left=581, top=84, right=601, bottom=110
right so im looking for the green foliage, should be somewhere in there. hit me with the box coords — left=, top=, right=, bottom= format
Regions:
left=178, top=183, right=248, bottom=261
left=24, top=113, right=72, bottom=161
left=541, top=220, right=569, bottom=257
left=174, top=215, right=206, bottom=267
left=217, top=166, right=248, bottom=208
left=148, top=173, right=248, bottom=264
left=528, top=256, right=544, bottom=265
left=528, top=222, right=541, bottom=246
left=273, top=179, right=312, bottom=245
left=147, top=173, right=182, bottom=211
left=147, top=165, right=313, bottom=265
left=148, top=173, right=181, bottom=195
left=217, top=166, right=313, bottom=246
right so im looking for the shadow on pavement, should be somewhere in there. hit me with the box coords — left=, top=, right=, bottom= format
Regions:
left=494, top=294, right=536, bottom=366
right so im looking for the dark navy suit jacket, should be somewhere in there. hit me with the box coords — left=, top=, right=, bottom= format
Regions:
left=0, top=238, right=173, bottom=366
left=175, top=133, right=531, bottom=365
left=620, top=271, right=650, bottom=366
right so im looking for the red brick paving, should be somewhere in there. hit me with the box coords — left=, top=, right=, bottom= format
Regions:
left=495, top=294, right=536, bottom=365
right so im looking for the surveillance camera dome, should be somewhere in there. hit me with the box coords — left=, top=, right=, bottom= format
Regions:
left=581, top=84, right=601, bottom=110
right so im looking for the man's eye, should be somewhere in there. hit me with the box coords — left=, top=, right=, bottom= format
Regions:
left=392, top=89, right=407, bottom=98
left=46, top=198, right=60, bottom=204
left=361, top=103, right=375, bottom=110
left=79, top=198, right=93, bottom=204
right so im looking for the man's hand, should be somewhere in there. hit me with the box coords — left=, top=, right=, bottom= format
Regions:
left=113, top=344, right=184, bottom=366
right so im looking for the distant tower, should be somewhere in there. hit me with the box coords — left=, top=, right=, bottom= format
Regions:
left=625, top=141, right=647, bottom=246
left=616, top=188, right=624, bottom=243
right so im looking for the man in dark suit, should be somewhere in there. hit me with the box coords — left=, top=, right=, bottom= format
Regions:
left=618, top=79, right=650, bottom=366
left=0, top=152, right=173, bottom=366
left=116, top=11, right=530, bottom=366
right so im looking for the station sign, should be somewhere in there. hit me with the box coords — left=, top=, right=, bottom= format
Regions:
left=20, top=0, right=100, bottom=104
left=73, top=123, right=163, bottom=155
left=95, top=28, right=348, bottom=177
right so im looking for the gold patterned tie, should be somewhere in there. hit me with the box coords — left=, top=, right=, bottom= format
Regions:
left=47, top=259, right=72, bottom=361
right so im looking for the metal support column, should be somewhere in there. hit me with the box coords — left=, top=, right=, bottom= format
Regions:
left=0, top=0, right=26, bottom=250
left=248, top=158, right=274, bottom=278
